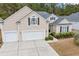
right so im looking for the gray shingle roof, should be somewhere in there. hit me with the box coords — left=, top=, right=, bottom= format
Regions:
left=58, top=12, right=79, bottom=22
left=51, top=17, right=71, bottom=25
left=52, top=17, right=64, bottom=25
left=67, top=12, right=79, bottom=22
left=36, top=11, right=50, bottom=19
left=52, top=12, right=79, bottom=25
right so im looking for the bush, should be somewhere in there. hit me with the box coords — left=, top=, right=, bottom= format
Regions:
left=49, top=32, right=56, bottom=36
left=74, top=33, right=79, bottom=46
left=50, top=32, right=75, bottom=39
left=45, top=35, right=53, bottom=41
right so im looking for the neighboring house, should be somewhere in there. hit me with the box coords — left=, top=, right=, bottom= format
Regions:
left=0, top=6, right=49, bottom=42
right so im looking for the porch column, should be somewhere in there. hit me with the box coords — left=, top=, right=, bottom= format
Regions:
left=16, top=21, right=22, bottom=42
left=46, top=22, right=49, bottom=37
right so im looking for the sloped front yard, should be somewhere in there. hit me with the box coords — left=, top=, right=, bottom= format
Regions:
left=49, top=38, right=79, bottom=56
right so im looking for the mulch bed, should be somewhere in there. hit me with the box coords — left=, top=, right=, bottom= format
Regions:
left=49, top=38, right=79, bottom=56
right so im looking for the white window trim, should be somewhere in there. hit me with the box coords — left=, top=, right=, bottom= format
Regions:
left=60, top=25, right=69, bottom=32
left=30, top=16, right=38, bottom=26
left=50, top=17, right=55, bottom=20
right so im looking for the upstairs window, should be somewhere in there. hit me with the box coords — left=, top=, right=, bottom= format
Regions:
left=28, top=16, right=39, bottom=26
left=31, top=17, right=37, bottom=24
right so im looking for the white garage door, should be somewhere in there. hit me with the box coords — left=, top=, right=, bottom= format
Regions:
left=22, top=31, right=45, bottom=40
left=4, top=31, right=18, bottom=42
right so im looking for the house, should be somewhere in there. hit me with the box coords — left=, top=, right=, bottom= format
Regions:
left=0, top=6, right=79, bottom=42
left=0, top=6, right=49, bottom=42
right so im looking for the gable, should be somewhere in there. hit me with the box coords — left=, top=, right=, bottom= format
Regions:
left=4, top=6, right=33, bottom=24
left=3, top=6, right=48, bottom=31
left=20, top=11, right=48, bottom=25
left=52, top=17, right=72, bottom=26
left=47, top=14, right=58, bottom=20
left=59, top=19, right=71, bottom=24
left=17, top=11, right=48, bottom=31
left=47, top=14, right=58, bottom=23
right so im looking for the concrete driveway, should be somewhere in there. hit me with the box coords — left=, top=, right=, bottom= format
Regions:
left=0, top=40, right=58, bottom=56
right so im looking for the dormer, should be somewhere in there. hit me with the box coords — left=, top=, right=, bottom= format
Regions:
left=50, top=16, right=56, bottom=20
left=47, top=14, right=58, bottom=23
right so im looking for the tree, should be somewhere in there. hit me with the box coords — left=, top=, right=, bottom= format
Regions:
left=0, top=3, right=78, bottom=19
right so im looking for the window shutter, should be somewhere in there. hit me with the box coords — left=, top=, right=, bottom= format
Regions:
left=60, top=26, right=62, bottom=32
left=67, top=26, right=69, bottom=32
left=28, top=17, right=30, bottom=25
left=38, top=17, right=39, bottom=25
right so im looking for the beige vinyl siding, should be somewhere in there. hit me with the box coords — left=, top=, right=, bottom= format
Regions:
left=3, top=23, right=17, bottom=31
left=3, top=6, right=32, bottom=31
left=2, top=6, right=48, bottom=37
left=3, top=9, right=48, bottom=32
left=19, top=11, right=48, bottom=32
left=49, top=25, right=56, bottom=33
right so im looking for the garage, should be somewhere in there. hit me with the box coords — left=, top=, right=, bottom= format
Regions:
left=3, top=31, right=18, bottom=42
left=22, top=31, right=45, bottom=40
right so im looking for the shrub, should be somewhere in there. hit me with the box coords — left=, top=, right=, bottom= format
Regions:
left=49, top=32, right=56, bottom=36
left=74, top=33, right=79, bottom=46
left=54, top=33, right=61, bottom=39
left=45, top=35, right=53, bottom=41
left=50, top=32, right=75, bottom=39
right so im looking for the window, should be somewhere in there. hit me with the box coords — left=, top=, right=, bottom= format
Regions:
left=28, top=16, right=39, bottom=25
left=60, top=26, right=69, bottom=32
left=31, top=17, right=37, bottom=24
left=50, top=17, right=55, bottom=20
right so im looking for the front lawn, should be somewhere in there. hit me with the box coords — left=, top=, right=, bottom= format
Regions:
left=49, top=38, right=79, bottom=56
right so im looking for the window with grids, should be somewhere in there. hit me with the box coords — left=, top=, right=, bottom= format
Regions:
left=28, top=16, right=39, bottom=25
left=31, top=17, right=37, bottom=24
left=50, top=17, right=55, bottom=20
left=60, top=26, right=69, bottom=32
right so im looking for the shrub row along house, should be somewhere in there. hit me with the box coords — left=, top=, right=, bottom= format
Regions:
left=0, top=6, right=79, bottom=42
